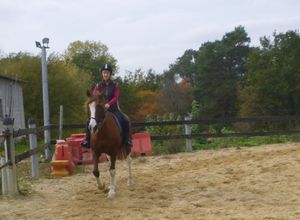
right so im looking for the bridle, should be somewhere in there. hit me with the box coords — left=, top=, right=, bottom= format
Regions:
left=87, top=96, right=105, bottom=132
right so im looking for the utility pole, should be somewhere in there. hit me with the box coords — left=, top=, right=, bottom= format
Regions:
left=35, top=38, right=51, bottom=160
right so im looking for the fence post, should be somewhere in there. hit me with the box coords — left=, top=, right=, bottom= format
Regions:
left=1, top=156, right=8, bottom=195
left=28, top=118, right=39, bottom=178
left=59, top=105, right=63, bottom=140
left=3, top=117, right=18, bottom=196
left=184, top=116, right=192, bottom=152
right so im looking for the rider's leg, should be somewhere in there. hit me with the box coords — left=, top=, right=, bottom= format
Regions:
left=80, top=120, right=91, bottom=148
left=121, top=113, right=132, bottom=147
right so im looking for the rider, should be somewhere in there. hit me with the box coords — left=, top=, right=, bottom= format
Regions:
left=80, top=63, right=132, bottom=149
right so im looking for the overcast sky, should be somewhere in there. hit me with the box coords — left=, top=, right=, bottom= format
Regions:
left=0, top=0, right=299, bottom=76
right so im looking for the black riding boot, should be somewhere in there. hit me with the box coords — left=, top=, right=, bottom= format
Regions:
left=80, top=120, right=91, bottom=148
left=118, top=112, right=132, bottom=148
left=123, top=120, right=132, bottom=148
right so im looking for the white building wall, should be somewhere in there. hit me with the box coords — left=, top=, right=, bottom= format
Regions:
left=0, top=76, right=25, bottom=132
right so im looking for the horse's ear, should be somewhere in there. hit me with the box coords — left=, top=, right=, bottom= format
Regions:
left=86, top=90, right=92, bottom=97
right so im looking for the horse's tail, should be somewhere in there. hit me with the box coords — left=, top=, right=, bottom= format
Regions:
left=117, top=144, right=131, bottom=160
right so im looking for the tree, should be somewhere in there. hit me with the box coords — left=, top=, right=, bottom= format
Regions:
left=194, top=26, right=251, bottom=118
left=64, top=40, right=117, bottom=84
left=116, top=68, right=161, bottom=121
left=0, top=52, right=90, bottom=125
left=159, top=75, right=193, bottom=115
left=135, top=90, right=160, bottom=120
left=239, top=30, right=300, bottom=116
left=167, top=49, right=198, bottom=85
left=47, top=54, right=91, bottom=123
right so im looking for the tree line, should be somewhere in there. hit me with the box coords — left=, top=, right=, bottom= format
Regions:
left=0, top=26, right=299, bottom=127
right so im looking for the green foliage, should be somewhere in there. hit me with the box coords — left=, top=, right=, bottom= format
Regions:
left=193, top=135, right=300, bottom=150
left=189, top=100, right=210, bottom=143
left=167, top=49, right=198, bottom=85
left=159, top=75, right=193, bottom=114
left=116, top=76, right=141, bottom=120
left=161, top=26, right=251, bottom=118
left=190, top=100, right=200, bottom=133
left=0, top=52, right=90, bottom=126
left=240, top=30, right=300, bottom=116
left=145, top=113, right=185, bottom=154
left=194, top=26, right=250, bottom=118
left=64, top=40, right=117, bottom=84
left=124, top=68, right=160, bottom=90
left=47, top=55, right=91, bottom=124
left=118, top=68, right=161, bottom=120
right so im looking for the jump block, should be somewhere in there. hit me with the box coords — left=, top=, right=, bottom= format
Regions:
left=51, top=160, right=69, bottom=177
left=51, top=140, right=76, bottom=176
left=131, top=132, right=152, bottom=156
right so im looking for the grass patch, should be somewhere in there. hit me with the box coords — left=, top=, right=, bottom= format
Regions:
left=193, top=135, right=300, bottom=150
left=151, top=135, right=300, bottom=154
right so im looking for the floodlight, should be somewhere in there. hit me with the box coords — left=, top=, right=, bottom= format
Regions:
left=35, top=41, right=41, bottom=48
left=42, top=38, right=49, bottom=44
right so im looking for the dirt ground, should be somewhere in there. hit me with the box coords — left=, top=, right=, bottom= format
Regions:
left=1, top=142, right=300, bottom=220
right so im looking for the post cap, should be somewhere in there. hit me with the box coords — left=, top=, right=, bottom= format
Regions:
left=28, top=118, right=36, bottom=125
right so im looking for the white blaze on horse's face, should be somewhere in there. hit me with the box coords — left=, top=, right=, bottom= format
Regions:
left=89, top=101, right=97, bottom=132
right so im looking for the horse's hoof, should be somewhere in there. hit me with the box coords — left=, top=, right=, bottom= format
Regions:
left=128, top=180, right=134, bottom=187
left=98, top=183, right=105, bottom=190
left=107, top=190, right=116, bottom=199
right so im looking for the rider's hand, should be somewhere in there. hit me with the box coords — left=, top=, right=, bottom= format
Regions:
left=105, top=103, right=110, bottom=110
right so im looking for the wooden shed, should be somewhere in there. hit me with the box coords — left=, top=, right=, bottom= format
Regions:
left=0, top=75, right=25, bottom=131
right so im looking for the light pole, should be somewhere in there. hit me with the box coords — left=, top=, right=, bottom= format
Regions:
left=36, top=37, right=51, bottom=160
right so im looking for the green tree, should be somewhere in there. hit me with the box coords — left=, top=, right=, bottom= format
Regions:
left=159, top=75, right=193, bottom=115
left=194, top=26, right=251, bottom=118
left=64, top=40, right=117, bottom=84
left=239, top=30, right=300, bottom=116
left=116, top=68, right=161, bottom=121
left=0, top=52, right=90, bottom=125
left=167, top=49, right=198, bottom=85
left=47, top=54, right=91, bottom=124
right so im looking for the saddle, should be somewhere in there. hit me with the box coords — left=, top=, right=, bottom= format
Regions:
left=111, top=112, right=124, bottom=137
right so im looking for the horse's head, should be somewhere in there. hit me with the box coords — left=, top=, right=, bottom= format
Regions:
left=86, top=90, right=106, bottom=132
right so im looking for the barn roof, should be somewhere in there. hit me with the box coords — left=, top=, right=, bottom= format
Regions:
left=0, top=74, right=25, bottom=83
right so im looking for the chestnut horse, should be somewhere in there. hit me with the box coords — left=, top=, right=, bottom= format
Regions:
left=85, top=90, right=133, bottom=198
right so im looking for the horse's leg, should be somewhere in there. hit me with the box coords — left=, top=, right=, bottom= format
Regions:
left=108, top=155, right=116, bottom=198
left=127, top=152, right=133, bottom=186
left=106, top=154, right=111, bottom=169
left=93, top=151, right=105, bottom=190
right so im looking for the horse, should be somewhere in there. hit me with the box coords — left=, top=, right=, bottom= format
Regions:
left=85, top=90, right=133, bottom=198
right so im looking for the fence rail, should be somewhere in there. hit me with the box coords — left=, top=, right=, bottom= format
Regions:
left=58, top=115, right=300, bottom=129
left=1, top=115, right=300, bottom=196
left=15, top=144, right=45, bottom=164
left=13, top=125, right=52, bottom=137
left=150, top=129, right=300, bottom=140
left=1, top=115, right=299, bottom=164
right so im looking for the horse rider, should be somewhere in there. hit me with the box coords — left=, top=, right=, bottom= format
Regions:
left=80, top=63, right=132, bottom=149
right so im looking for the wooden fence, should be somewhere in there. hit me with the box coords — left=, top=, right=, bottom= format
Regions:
left=1, top=115, right=300, bottom=196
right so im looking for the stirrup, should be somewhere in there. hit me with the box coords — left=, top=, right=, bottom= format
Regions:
left=80, top=141, right=90, bottom=148
left=126, top=140, right=133, bottom=147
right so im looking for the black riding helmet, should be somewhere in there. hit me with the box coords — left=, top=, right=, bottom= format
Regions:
left=100, top=64, right=113, bottom=74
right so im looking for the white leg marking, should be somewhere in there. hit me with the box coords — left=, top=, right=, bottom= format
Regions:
left=96, top=175, right=105, bottom=190
left=88, top=102, right=97, bottom=131
left=108, top=169, right=116, bottom=198
left=127, top=153, right=133, bottom=186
